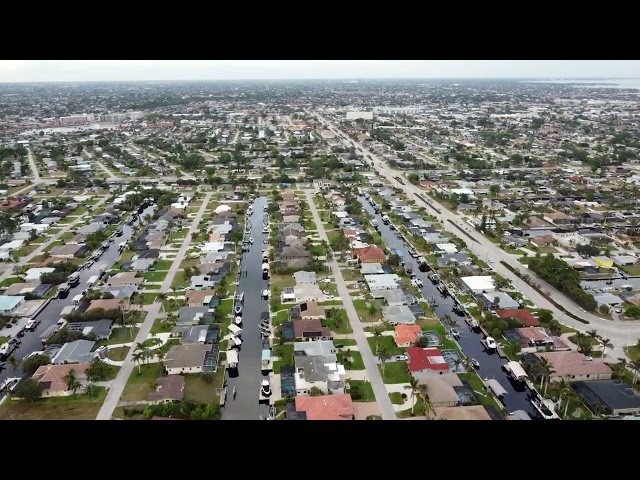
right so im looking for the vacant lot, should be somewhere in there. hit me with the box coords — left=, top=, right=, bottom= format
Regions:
left=183, top=371, right=224, bottom=404
left=121, top=363, right=164, bottom=402
left=0, top=388, right=107, bottom=420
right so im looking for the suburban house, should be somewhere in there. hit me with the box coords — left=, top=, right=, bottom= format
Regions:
left=294, top=340, right=337, bottom=362
left=531, top=351, right=613, bottom=382
left=66, top=319, right=113, bottom=340
left=0, top=295, right=25, bottom=314
left=146, top=375, right=185, bottom=404
left=351, top=245, right=386, bottom=264
left=50, top=244, right=89, bottom=258
left=87, top=299, right=127, bottom=312
left=52, top=340, right=97, bottom=365
left=106, top=272, right=144, bottom=287
left=185, top=289, right=217, bottom=307
left=291, top=394, right=355, bottom=420
left=164, top=344, right=216, bottom=375
left=496, top=308, right=540, bottom=327
left=278, top=246, right=310, bottom=268
left=394, top=325, right=423, bottom=347
left=293, top=271, right=317, bottom=285
left=294, top=355, right=346, bottom=396
left=296, top=301, right=326, bottom=320
left=32, top=363, right=89, bottom=397
left=292, top=318, right=332, bottom=341
left=406, top=347, right=450, bottom=377
left=420, top=374, right=462, bottom=408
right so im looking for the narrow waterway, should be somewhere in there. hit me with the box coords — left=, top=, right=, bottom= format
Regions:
left=359, top=196, right=539, bottom=418
left=222, top=197, right=270, bottom=420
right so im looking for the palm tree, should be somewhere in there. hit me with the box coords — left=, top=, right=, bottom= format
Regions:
left=417, top=384, right=434, bottom=420
left=377, top=345, right=391, bottom=375
left=372, top=328, right=383, bottom=352
left=538, top=358, right=555, bottom=396
left=8, top=355, right=18, bottom=375
left=63, top=369, right=82, bottom=394
left=630, top=360, right=640, bottom=385
left=83, top=382, right=98, bottom=397
left=600, top=338, right=613, bottom=357
left=132, top=351, right=146, bottom=375
left=587, top=329, right=600, bottom=344
left=156, top=292, right=167, bottom=311
left=405, top=377, right=419, bottom=416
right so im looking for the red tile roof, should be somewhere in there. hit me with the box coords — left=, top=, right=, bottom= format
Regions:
left=352, top=245, right=386, bottom=262
left=496, top=308, right=540, bottom=327
left=294, top=394, right=355, bottom=420
left=406, top=347, right=450, bottom=373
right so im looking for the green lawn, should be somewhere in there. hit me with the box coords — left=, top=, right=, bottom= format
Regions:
left=107, top=346, right=130, bottom=362
left=273, top=361, right=284, bottom=374
left=568, top=335, right=600, bottom=346
left=389, top=392, right=405, bottom=405
left=336, top=339, right=358, bottom=347
left=338, top=350, right=364, bottom=370
left=274, top=344, right=294, bottom=365
left=367, top=335, right=404, bottom=356
left=396, top=396, right=426, bottom=418
left=121, top=363, right=165, bottom=401
left=163, top=297, right=186, bottom=313
left=0, top=388, right=107, bottom=420
left=0, top=336, right=10, bottom=346
left=0, top=277, right=21, bottom=288
left=270, top=274, right=295, bottom=289
left=171, top=271, right=189, bottom=289
left=151, top=317, right=174, bottom=334
left=273, top=310, right=289, bottom=326
left=378, top=362, right=411, bottom=384
left=183, top=372, right=223, bottom=404
left=347, top=380, right=376, bottom=402
left=95, top=327, right=139, bottom=347
left=138, top=293, right=158, bottom=304
left=353, top=299, right=383, bottom=322
left=142, top=271, right=168, bottom=283
left=321, top=309, right=353, bottom=334
left=625, top=345, right=640, bottom=361
left=340, top=268, right=363, bottom=281
left=154, top=260, right=173, bottom=270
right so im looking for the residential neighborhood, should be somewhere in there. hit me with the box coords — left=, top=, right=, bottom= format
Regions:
left=0, top=67, right=640, bottom=421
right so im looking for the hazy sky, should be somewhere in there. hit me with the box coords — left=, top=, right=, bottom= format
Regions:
left=0, top=60, right=639, bottom=82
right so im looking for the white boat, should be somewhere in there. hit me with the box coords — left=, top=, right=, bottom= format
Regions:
left=260, top=378, right=272, bottom=397
left=531, top=398, right=556, bottom=420
left=234, top=305, right=242, bottom=315
left=471, top=358, right=480, bottom=369
left=235, top=316, right=243, bottom=325
left=249, top=237, right=254, bottom=244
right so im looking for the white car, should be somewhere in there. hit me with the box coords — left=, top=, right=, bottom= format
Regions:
left=394, top=354, right=408, bottom=362
left=0, top=377, right=20, bottom=393
left=262, top=289, right=269, bottom=299
left=614, top=308, right=623, bottom=314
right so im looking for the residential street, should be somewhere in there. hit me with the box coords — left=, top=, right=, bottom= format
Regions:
left=306, top=190, right=396, bottom=420
left=314, top=112, right=640, bottom=361
left=27, top=148, right=40, bottom=182
left=85, top=151, right=118, bottom=179
left=95, top=193, right=212, bottom=420
left=0, top=195, right=109, bottom=283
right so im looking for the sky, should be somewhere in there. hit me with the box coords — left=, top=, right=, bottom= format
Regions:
left=0, top=60, right=640, bottom=82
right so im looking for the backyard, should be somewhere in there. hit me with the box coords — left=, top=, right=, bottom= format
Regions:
left=121, top=363, right=165, bottom=402
left=183, top=371, right=224, bottom=404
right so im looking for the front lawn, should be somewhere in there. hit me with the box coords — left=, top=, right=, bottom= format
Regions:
left=367, top=335, right=404, bottom=356
left=321, top=309, right=353, bottom=334
left=625, top=345, right=640, bottom=361
left=353, top=299, right=383, bottom=322
left=347, top=380, right=376, bottom=402
left=151, top=317, right=174, bottom=334
left=171, top=271, right=189, bottom=289
left=0, top=277, right=21, bottom=288
left=0, top=388, right=107, bottom=420
left=338, top=350, right=364, bottom=370
left=183, top=371, right=224, bottom=404
left=121, top=363, right=165, bottom=402
left=154, top=260, right=173, bottom=270
left=95, top=327, right=139, bottom=347
left=107, top=346, right=130, bottom=361
left=336, top=339, right=358, bottom=347
left=379, top=361, right=411, bottom=384
left=389, top=392, right=405, bottom=405
left=142, top=271, right=168, bottom=283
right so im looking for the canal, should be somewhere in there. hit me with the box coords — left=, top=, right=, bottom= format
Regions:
left=0, top=204, right=155, bottom=386
left=359, top=197, right=539, bottom=418
left=222, top=196, right=270, bottom=420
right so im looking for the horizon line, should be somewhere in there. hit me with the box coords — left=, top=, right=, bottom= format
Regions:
left=0, top=76, right=638, bottom=84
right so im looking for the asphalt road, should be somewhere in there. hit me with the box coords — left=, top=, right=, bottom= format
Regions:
left=315, top=112, right=640, bottom=361
left=27, top=148, right=40, bottom=182
left=359, top=197, right=539, bottom=418
left=0, top=206, right=152, bottom=388
left=222, top=197, right=270, bottom=420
